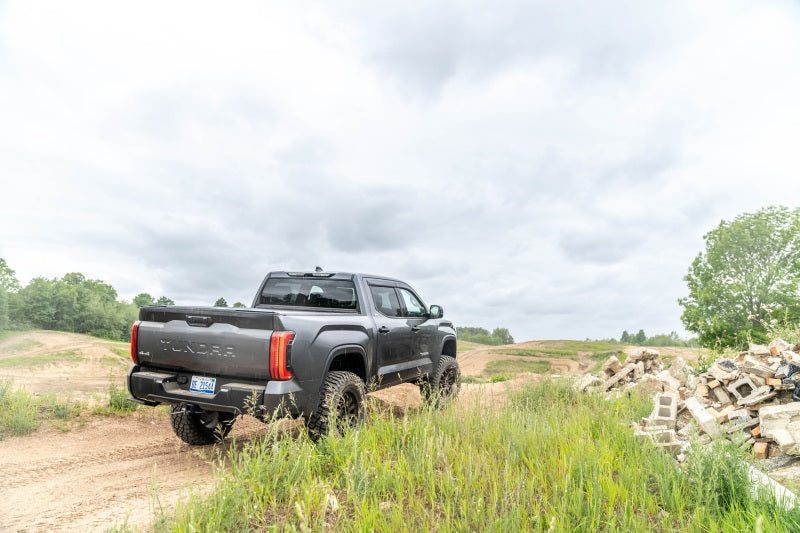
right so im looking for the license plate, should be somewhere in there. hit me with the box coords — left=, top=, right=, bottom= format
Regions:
left=189, top=376, right=216, bottom=394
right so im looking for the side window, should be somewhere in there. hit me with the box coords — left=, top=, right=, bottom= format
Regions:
left=398, top=288, right=425, bottom=318
left=370, top=285, right=402, bottom=317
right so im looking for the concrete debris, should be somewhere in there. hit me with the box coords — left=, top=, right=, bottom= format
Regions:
left=759, top=403, right=800, bottom=455
left=578, top=337, right=800, bottom=466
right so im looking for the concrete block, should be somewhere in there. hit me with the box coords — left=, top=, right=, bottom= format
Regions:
left=601, top=355, right=621, bottom=377
left=629, top=348, right=660, bottom=363
left=634, top=427, right=681, bottom=455
left=727, top=376, right=757, bottom=403
left=708, top=359, right=740, bottom=383
left=708, top=379, right=721, bottom=389
left=712, top=386, right=732, bottom=405
left=749, top=466, right=799, bottom=510
left=742, top=361, right=776, bottom=379
left=685, top=397, right=720, bottom=437
left=781, top=351, right=800, bottom=365
left=749, top=344, right=771, bottom=356
left=633, top=361, right=645, bottom=379
left=769, top=339, right=793, bottom=356
left=655, top=370, right=682, bottom=392
left=603, top=363, right=635, bottom=390
left=760, top=403, right=800, bottom=455
left=577, top=374, right=604, bottom=392
left=737, top=386, right=777, bottom=407
left=727, top=408, right=749, bottom=420
left=650, top=392, right=679, bottom=428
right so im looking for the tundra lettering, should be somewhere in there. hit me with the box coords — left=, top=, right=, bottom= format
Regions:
left=159, top=339, right=235, bottom=358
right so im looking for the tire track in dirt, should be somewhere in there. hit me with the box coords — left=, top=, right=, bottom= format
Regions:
left=0, top=413, right=271, bottom=532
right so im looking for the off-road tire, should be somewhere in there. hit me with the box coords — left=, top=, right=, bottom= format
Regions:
left=419, top=355, right=461, bottom=407
left=306, top=371, right=367, bottom=442
left=170, top=406, right=236, bottom=445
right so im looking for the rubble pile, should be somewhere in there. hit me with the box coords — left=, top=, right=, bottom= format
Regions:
left=580, top=339, right=800, bottom=462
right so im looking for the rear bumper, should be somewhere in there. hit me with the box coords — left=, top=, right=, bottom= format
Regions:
left=127, top=365, right=305, bottom=417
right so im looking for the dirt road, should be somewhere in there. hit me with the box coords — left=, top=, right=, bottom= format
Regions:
left=0, top=332, right=580, bottom=532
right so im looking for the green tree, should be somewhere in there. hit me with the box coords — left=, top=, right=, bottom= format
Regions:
left=133, top=293, right=155, bottom=307
left=620, top=330, right=631, bottom=343
left=155, top=296, right=175, bottom=306
left=16, top=273, right=137, bottom=341
left=634, top=329, right=646, bottom=345
left=0, top=288, right=8, bottom=331
left=679, top=206, right=800, bottom=349
left=0, top=258, right=20, bottom=292
left=491, top=327, right=514, bottom=344
left=232, top=301, right=247, bottom=308
left=214, top=298, right=228, bottom=308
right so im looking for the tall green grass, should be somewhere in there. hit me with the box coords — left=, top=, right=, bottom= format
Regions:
left=0, top=378, right=83, bottom=438
left=163, top=381, right=800, bottom=532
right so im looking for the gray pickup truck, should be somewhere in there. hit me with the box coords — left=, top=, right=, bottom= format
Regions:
left=127, top=270, right=459, bottom=444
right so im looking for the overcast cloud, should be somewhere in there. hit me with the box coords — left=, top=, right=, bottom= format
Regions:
left=2, top=0, right=800, bottom=341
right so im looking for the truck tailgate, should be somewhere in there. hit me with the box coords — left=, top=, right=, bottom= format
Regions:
left=135, top=306, right=275, bottom=380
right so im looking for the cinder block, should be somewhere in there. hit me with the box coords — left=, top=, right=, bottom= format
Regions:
left=727, top=376, right=757, bottom=403
left=634, top=427, right=681, bottom=455
left=650, top=392, right=679, bottom=428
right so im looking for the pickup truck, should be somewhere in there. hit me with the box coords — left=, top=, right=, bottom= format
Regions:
left=127, top=270, right=459, bottom=444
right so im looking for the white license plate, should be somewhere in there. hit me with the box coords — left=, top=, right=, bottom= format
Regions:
left=189, top=376, right=216, bottom=394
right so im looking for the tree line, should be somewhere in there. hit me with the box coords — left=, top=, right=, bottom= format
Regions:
left=457, top=326, right=515, bottom=345
left=0, top=258, right=252, bottom=341
left=615, top=330, right=697, bottom=347
left=0, top=261, right=137, bottom=341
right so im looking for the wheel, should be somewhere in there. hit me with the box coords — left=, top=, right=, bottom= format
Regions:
left=169, top=405, right=236, bottom=445
left=419, top=355, right=461, bottom=407
left=306, top=371, right=366, bottom=442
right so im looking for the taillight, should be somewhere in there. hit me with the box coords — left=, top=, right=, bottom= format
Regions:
left=130, top=321, right=140, bottom=364
left=270, top=331, right=295, bottom=380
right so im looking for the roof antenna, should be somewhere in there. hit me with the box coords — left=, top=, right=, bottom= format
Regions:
left=315, top=266, right=323, bottom=272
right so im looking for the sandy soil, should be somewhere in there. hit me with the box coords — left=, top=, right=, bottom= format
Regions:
left=0, top=332, right=584, bottom=532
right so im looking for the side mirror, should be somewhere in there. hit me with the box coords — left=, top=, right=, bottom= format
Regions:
left=429, top=305, right=444, bottom=319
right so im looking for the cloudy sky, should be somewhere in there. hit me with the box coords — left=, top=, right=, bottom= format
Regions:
left=2, top=1, right=800, bottom=342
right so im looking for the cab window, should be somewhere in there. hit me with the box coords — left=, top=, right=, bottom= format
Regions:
left=370, top=285, right=402, bottom=317
left=398, top=288, right=425, bottom=318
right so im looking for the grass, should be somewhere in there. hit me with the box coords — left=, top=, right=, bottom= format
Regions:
left=535, top=340, right=621, bottom=352
left=0, top=349, right=83, bottom=368
left=94, top=382, right=138, bottom=415
left=495, top=348, right=578, bottom=358
left=158, top=380, right=800, bottom=531
left=2, top=338, right=44, bottom=352
left=0, top=378, right=84, bottom=438
left=484, top=359, right=551, bottom=375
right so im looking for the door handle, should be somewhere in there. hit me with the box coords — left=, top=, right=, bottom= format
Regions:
left=411, top=326, right=421, bottom=332
left=378, top=326, right=390, bottom=334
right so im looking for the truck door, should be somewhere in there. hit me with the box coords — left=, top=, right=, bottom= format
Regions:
left=397, top=287, right=435, bottom=376
left=368, top=284, right=413, bottom=386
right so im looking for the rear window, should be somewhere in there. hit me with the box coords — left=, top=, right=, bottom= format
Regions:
left=259, top=279, right=358, bottom=310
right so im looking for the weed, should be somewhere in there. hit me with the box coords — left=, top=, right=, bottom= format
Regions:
left=95, top=382, right=138, bottom=415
